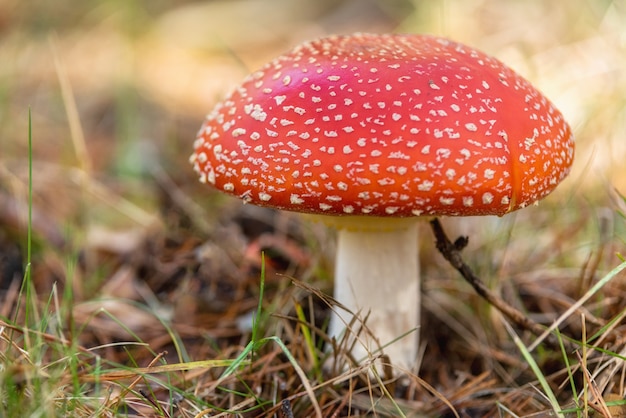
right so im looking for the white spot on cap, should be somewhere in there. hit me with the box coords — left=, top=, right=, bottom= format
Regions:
left=440, top=197, right=454, bottom=205
left=274, top=95, right=287, bottom=105
left=290, top=194, right=304, bottom=204
left=437, top=148, right=451, bottom=159
left=465, top=123, right=478, bottom=132
left=482, top=192, right=494, bottom=204
left=233, top=128, right=247, bottom=137
left=250, top=105, right=267, bottom=122
left=241, top=190, right=252, bottom=202
left=418, top=180, right=433, bottom=191
left=484, top=169, right=495, bottom=179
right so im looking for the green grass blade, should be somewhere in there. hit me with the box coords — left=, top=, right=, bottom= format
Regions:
left=294, top=301, right=320, bottom=378
left=503, top=319, right=564, bottom=417
left=251, top=252, right=265, bottom=347
left=528, top=259, right=626, bottom=351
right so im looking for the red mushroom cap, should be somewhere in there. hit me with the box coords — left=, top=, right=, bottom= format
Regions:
left=190, top=33, right=574, bottom=217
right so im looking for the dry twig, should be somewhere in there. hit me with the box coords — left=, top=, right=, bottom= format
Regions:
left=429, top=218, right=574, bottom=352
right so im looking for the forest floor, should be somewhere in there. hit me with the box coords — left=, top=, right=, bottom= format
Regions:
left=2, top=1, right=626, bottom=416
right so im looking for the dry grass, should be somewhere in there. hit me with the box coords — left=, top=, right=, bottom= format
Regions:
left=2, top=0, right=626, bottom=416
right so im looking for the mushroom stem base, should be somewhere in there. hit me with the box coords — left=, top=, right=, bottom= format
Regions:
left=328, top=222, right=420, bottom=372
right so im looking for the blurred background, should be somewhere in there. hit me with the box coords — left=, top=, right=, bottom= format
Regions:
left=2, top=0, right=624, bottom=189
left=1, top=0, right=625, bottom=291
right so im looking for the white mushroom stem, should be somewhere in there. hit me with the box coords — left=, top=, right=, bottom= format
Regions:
left=327, top=218, right=420, bottom=371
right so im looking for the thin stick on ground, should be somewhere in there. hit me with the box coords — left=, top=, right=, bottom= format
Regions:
left=429, top=217, right=574, bottom=352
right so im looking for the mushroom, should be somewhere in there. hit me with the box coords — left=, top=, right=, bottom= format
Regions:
left=190, top=33, right=575, bottom=372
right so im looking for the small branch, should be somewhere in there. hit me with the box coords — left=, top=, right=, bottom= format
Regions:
left=429, top=218, right=572, bottom=351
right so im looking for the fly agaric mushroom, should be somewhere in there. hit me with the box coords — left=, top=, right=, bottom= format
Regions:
left=190, top=33, right=575, bottom=371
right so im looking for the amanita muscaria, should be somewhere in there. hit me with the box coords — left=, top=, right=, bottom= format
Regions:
left=190, top=33, right=575, bottom=371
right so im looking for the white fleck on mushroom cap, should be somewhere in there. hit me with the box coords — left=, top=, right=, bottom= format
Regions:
left=190, top=33, right=574, bottom=217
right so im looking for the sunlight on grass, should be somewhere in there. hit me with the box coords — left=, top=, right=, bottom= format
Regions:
left=528, top=259, right=626, bottom=352
left=219, top=255, right=323, bottom=417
